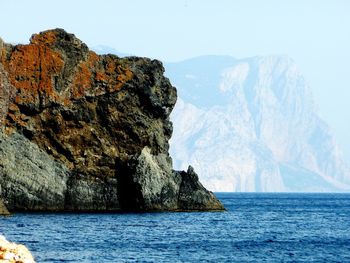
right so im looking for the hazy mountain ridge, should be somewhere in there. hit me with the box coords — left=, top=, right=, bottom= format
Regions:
left=166, top=55, right=350, bottom=192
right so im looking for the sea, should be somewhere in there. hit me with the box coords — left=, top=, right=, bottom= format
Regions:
left=1, top=193, right=350, bottom=262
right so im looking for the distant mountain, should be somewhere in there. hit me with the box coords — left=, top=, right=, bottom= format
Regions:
left=166, top=55, right=350, bottom=192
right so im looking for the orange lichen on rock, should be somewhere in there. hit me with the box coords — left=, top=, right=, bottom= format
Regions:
left=102, top=56, right=134, bottom=93
left=71, top=52, right=133, bottom=98
left=88, top=51, right=99, bottom=64
left=71, top=61, right=93, bottom=98
left=105, top=56, right=117, bottom=75
left=116, top=65, right=133, bottom=90
left=95, top=71, right=108, bottom=82
left=108, top=64, right=133, bottom=93
left=3, top=44, right=64, bottom=106
left=0, top=29, right=134, bottom=131
left=71, top=51, right=99, bottom=98
left=30, top=30, right=57, bottom=46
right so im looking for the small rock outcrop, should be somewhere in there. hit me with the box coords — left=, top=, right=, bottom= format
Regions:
left=0, top=235, right=35, bottom=262
left=0, top=29, right=223, bottom=212
left=0, top=199, right=9, bottom=215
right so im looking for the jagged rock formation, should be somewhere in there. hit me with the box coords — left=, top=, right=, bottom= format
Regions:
left=0, top=235, right=35, bottom=262
left=166, top=55, right=350, bottom=192
left=0, top=29, right=223, bottom=212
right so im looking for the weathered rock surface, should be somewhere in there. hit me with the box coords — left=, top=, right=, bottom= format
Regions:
left=0, top=235, right=35, bottom=262
left=0, top=29, right=223, bottom=211
left=0, top=199, right=9, bottom=215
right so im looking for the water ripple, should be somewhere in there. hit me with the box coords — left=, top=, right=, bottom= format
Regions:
left=1, top=193, right=350, bottom=262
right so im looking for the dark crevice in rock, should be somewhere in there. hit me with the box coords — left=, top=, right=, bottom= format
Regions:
left=115, top=158, right=145, bottom=211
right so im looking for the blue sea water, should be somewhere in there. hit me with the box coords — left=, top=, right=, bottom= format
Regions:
left=1, top=193, right=350, bottom=262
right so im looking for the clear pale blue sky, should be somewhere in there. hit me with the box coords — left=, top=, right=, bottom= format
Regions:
left=1, top=0, right=350, bottom=162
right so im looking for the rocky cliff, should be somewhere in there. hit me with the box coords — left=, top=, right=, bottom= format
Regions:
left=0, top=29, right=223, bottom=212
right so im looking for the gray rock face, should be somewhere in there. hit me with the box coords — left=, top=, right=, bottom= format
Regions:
left=125, top=147, right=181, bottom=210
left=0, top=29, right=223, bottom=212
left=65, top=175, right=120, bottom=211
left=0, top=131, right=69, bottom=211
left=0, top=63, right=12, bottom=126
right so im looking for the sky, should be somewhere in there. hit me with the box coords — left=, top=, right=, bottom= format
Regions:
left=0, top=0, right=350, bottom=162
